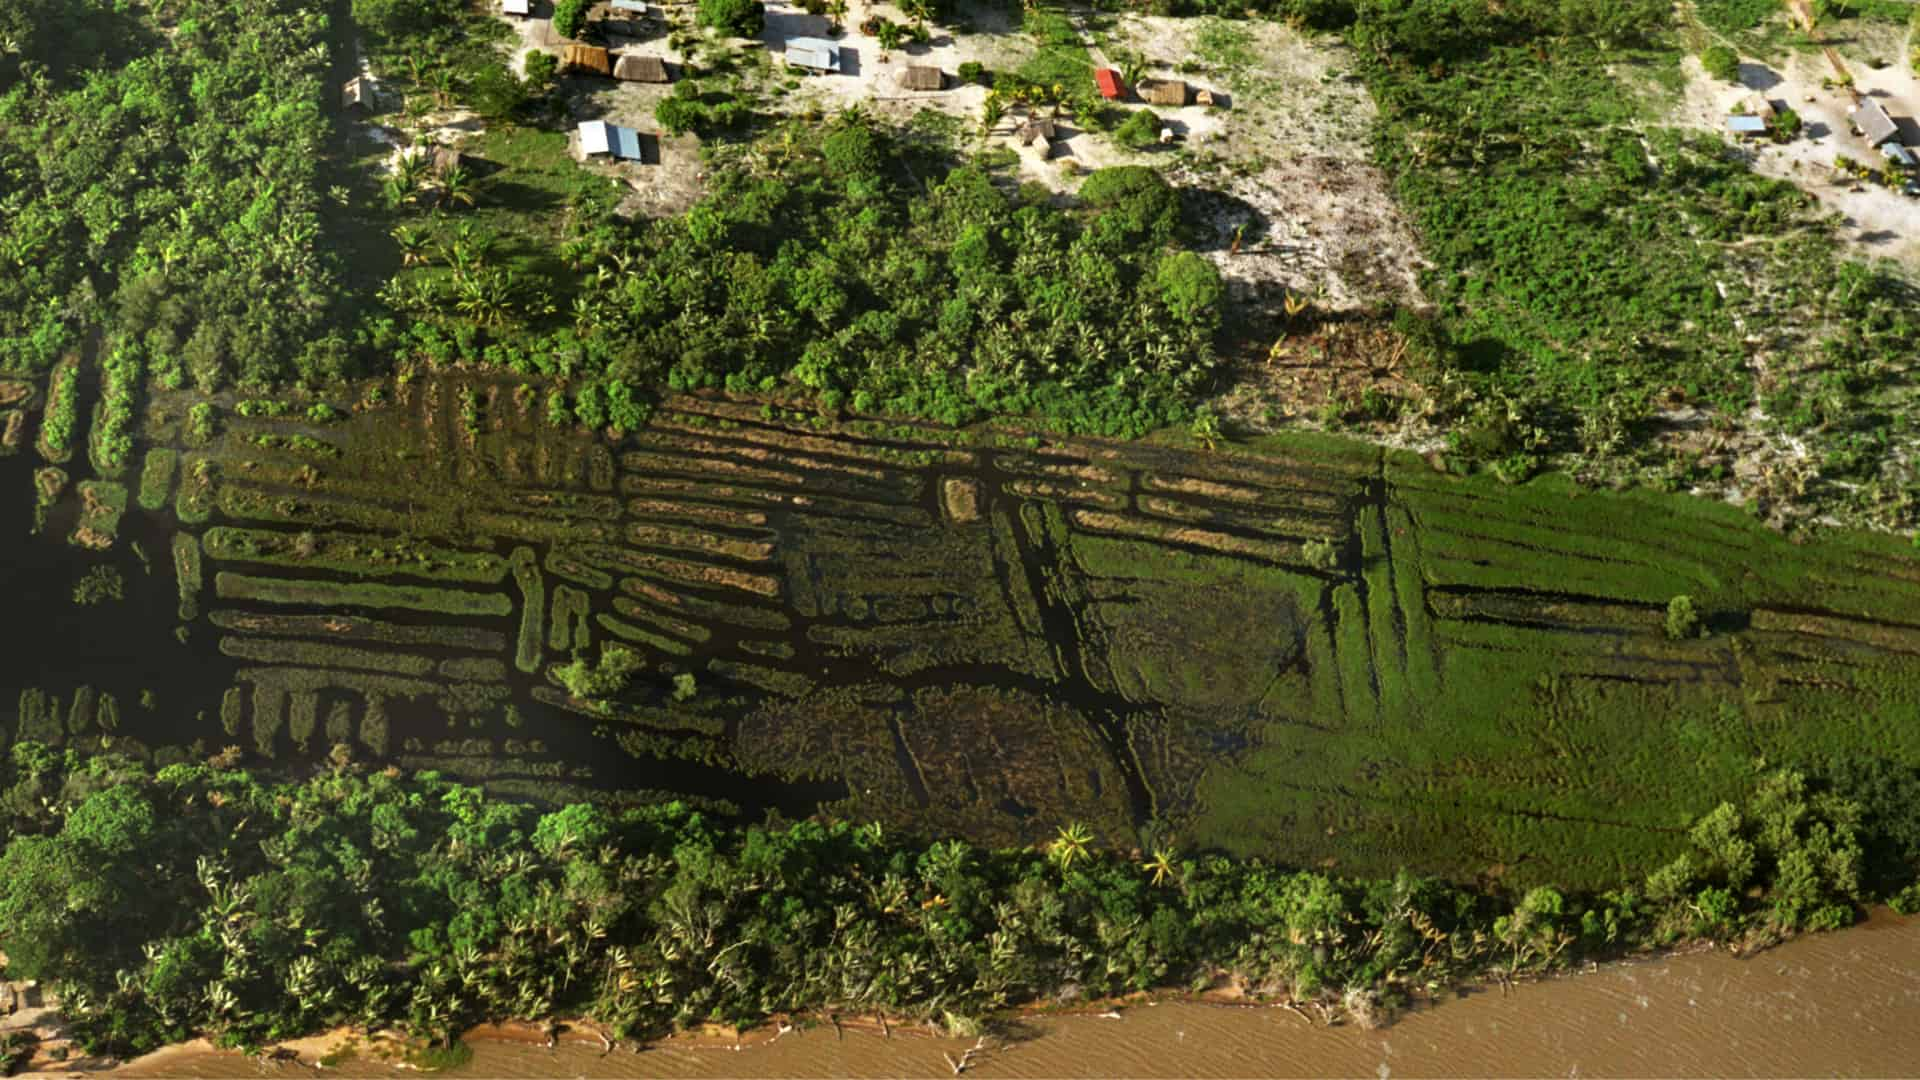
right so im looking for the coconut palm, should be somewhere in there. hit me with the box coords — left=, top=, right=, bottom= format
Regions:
left=436, top=164, right=477, bottom=209
left=393, top=225, right=430, bottom=266
left=1144, top=846, right=1179, bottom=887
left=1048, top=822, right=1093, bottom=871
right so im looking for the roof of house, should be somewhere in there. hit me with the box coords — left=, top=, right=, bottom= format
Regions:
left=786, top=37, right=841, bottom=71
left=1138, top=78, right=1187, bottom=106
left=1726, top=114, right=1768, bottom=134
left=1884, top=142, right=1918, bottom=167
left=900, top=66, right=942, bottom=91
left=614, top=53, right=669, bottom=82
left=578, top=120, right=646, bottom=161
left=564, top=44, right=613, bottom=77
left=1017, top=118, right=1057, bottom=150
left=1094, top=68, right=1125, bottom=99
left=611, top=0, right=648, bottom=9
left=1855, top=99, right=1899, bottom=146
left=501, top=0, right=530, bottom=14
left=341, top=76, right=373, bottom=109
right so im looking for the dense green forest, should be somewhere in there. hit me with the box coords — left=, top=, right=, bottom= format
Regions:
left=0, top=745, right=1910, bottom=1056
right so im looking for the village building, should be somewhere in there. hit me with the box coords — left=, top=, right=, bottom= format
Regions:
left=785, top=37, right=842, bottom=73
left=1094, top=68, right=1125, bottom=100
left=579, top=120, right=646, bottom=162
left=1138, top=78, right=1187, bottom=107
left=501, top=0, right=530, bottom=15
left=1852, top=98, right=1899, bottom=148
left=1018, top=117, right=1057, bottom=150
left=1194, top=87, right=1218, bottom=107
left=563, top=44, right=613, bottom=78
left=614, top=53, right=670, bottom=83
left=899, top=66, right=943, bottom=92
left=1726, top=114, right=1768, bottom=138
left=340, top=76, right=376, bottom=111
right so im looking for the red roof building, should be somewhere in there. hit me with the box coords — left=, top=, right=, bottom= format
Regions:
left=1094, top=68, right=1125, bottom=100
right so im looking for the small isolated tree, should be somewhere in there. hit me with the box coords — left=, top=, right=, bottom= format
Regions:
left=553, top=0, right=591, bottom=39
left=555, top=644, right=643, bottom=701
left=1303, top=537, right=1340, bottom=571
left=1701, top=45, right=1740, bottom=83
left=698, top=0, right=765, bottom=37
left=1154, top=250, right=1225, bottom=324
left=1665, top=594, right=1702, bottom=640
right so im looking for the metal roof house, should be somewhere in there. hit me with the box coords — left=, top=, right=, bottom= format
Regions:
left=564, top=44, right=613, bottom=77
left=579, top=120, right=646, bottom=161
left=785, top=37, right=842, bottom=73
left=501, top=0, right=530, bottom=14
left=1094, top=68, right=1125, bottom=100
left=899, top=66, right=943, bottom=91
left=614, top=53, right=670, bottom=82
left=1017, top=118, right=1058, bottom=156
left=341, top=76, right=376, bottom=111
left=1138, top=78, right=1187, bottom=107
left=1853, top=98, right=1899, bottom=147
left=1884, top=142, right=1918, bottom=169
left=610, top=0, right=649, bottom=10
left=1726, top=114, right=1768, bottom=137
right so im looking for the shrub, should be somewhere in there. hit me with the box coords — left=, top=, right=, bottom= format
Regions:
left=698, top=0, right=765, bottom=36
left=1113, top=108, right=1162, bottom=150
left=1701, top=45, right=1740, bottom=83
left=1302, top=538, right=1341, bottom=570
left=1666, top=595, right=1702, bottom=640
left=523, top=50, right=557, bottom=89
left=958, top=60, right=987, bottom=84
left=553, top=0, right=590, bottom=39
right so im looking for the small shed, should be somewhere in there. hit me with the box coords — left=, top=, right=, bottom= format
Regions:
left=1195, top=87, right=1218, bottom=107
left=1726, top=114, right=1768, bottom=138
left=899, top=66, right=943, bottom=91
left=1094, top=68, right=1125, bottom=100
left=615, top=53, right=670, bottom=82
left=564, top=44, right=613, bottom=77
left=1138, top=78, right=1187, bottom=107
left=341, top=76, right=375, bottom=111
left=579, top=120, right=646, bottom=161
left=1853, top=99, right=1899, bottom=147
left=786, top=37, right=842, bottom=73
left=501, top=0, right=530, bottom=14
left=1017, top=118, right=1058, bottom=156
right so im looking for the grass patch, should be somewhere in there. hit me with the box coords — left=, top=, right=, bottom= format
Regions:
left=201, top=526, right=508, bottom=584
left=137, top=449, right=178, bottom=511
left=212, top=572, right=513, bottom=616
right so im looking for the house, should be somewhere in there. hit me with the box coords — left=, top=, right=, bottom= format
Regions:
left=563, top=44, right=613, bottom=77
left=1138, top=78, right=1187, bottom=107
left=1746, top=96, right=1777, bottom=121
left=1017, top=117, right=1057, bottom=152
left=501, top=0, right=530, bottom=14
left=579, top=120, right=646, bottom=161
left=785, top=37, right=842, bottom=73
left=610, top=0, right=648, bottom=11
left=614, top=53, right=670, bottom=83
left=1852, top=98, right=1898, bottom=147
left=1094, top=68, right=1125, bottom=100
left=1726, top=114, right=1768, bottom=138
left=899, top=66, right=943, bottom=91
left=341, top=76, right=376, bottom=111
left=1884, top=142, right=1918, bottom=169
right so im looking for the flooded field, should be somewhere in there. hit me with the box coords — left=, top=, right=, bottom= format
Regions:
left=5, top=370, right=1920, bottom=884
left=110, top=911, right=1920, bottom=1077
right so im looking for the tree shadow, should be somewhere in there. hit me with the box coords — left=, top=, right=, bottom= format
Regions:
left=1177, top=187, right=1272, bottom=253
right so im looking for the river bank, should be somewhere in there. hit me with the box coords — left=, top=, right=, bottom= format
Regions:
left=35, top=909, right=1909, bottom=1078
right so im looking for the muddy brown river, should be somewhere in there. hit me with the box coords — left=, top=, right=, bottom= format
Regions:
left=108, top=911, right=1920, bottom=1078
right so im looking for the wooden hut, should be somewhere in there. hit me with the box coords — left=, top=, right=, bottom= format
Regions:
left=563, top=44, right=614, bottom=77
left=899, top=66, right=943, bottom=91
left=614, top=53, right=670, bottom=83
left=341, top=76, right=375, bottom=111
left=1138, top=78, right=1188, bottom=107
left=1017, top=117, right=1058, bottom=157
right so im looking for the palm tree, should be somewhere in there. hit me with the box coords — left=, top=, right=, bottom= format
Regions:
left=981, top=94, right=1006, bottom=135
left=393, top=225, right=430, bottom=266
left=1144, top=847, right=1179, bottom=887
left=436, top=165, right=477, bottom=209
left=1048, top=822, right=1093, bottom=871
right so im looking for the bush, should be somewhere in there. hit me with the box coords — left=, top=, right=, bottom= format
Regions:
left=1113, top=108, right=1162, bottom=150
left=958, top=60, right=987, bottom=85
left=698, top=0, right=765, bottom=36
left=523, top=49, right=558, bottom=89
left=1701, top=45, right=1741, bottom=82
left=553, top=0, right=590, bottom=39
left=1665, top=595, right=1702, bottom=640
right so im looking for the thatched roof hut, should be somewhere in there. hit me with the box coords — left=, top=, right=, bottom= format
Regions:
left=614, top=53, right=670, bottom=82
left=1138, top=79, right=1188, bottom=107
left=564, top=44, right=613, bottom=77
left=899, top=66, right=943, bottom=91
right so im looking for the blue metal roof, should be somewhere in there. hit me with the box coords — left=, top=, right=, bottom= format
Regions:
left=1726, top=115, right=1767, bottom=134
left=608, top=124, right=643, bottom=161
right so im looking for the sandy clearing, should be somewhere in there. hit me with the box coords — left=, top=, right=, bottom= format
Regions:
left=1669, top=30, right=1920, bottom=270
